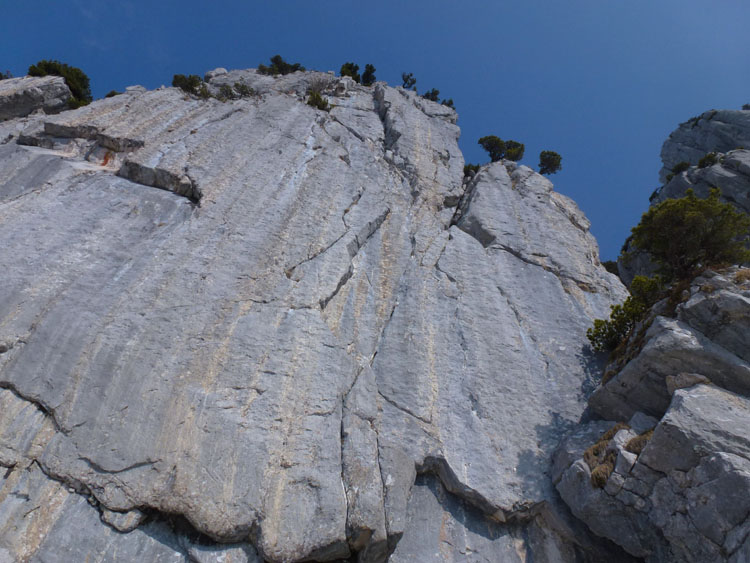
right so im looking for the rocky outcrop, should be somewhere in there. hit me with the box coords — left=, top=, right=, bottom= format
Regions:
left=558, top=386, right=750, bottom=563
left=0, top=75, right=71, bottom=121
left=619, top=108, right=750, bottom=286
left=590, top=267, right=750, bottom=420
left=0, top=68, right=627, bottom=561
left=654, top=149, right=750, bottom=214
left=557, top=268, right=750, bottom=561
left=659, top=108, right=750, bottom=183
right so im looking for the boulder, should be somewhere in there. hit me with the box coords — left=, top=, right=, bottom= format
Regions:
left=0, top=75, right=71, bottom=120
left=558, top=385, right=750, bottom=562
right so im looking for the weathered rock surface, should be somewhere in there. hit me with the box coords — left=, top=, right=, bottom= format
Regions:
left=590, top=268, right=750, bottom=420
left=659, top=108, right=750, bottom=183
left=558, top=385, right=750, bottom=562
left=0, top=68, right=626, bottom=561
left=0, top=75, right=71, bottom=121
left=619, top=109, right=750, bottom=285
left=557, top=263, right=750, bottom=561
left=655, top=149, right=750, bottom=214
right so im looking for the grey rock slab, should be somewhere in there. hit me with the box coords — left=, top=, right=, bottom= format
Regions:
left=639, top=385, right=750, bottom=473
left=590, top=316, right=750, bottom=420
left=374, top=220, right=623, bottom=525
left=556, top=460, right=667, bottom=559
left=627, top=412, right=659, bottom=435
left=391, top=473, right=636, bottom=563
left=655, top=149, right=750, bottom=214
left=659, top=109, right=750, bottom=182
left=0, top=76, right=71, bottom=121
left=0, top=70, right=627, bottom=561
left=456, top=163, right=625, bottom=307
left=0, top=463, right=186, bottom=562
left=679, top=284, right=750, bottom=363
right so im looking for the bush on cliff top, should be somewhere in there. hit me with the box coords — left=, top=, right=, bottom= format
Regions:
left=28, top=60, right=92, bottom=108
left=630, top=187, right=750, bottom=282
left=340, top=62, right=360, bottom=83
left=589, top=188, right=750, bottom=354
left=539, top=151, right=562, bottom=175
left=258, top=55, right=304, bottom=76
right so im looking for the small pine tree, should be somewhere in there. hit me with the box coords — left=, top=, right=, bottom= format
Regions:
left=504, top=140, right=525, bottom=162
left=587, top=275, right=664, bottom=352
left=172, top=74, right=203, bottom=95
left=464, top=163, right=480, bottom=177
left=28, top=60, right=92, bottom=107
left=538, top=151, right=562, bottom=174
left=441, top=98, right=454, bottom=109
left=478, top=136, right=506, bottom=162
left=307, top=91, right=329, bottom=111
left=340, top=62, right=360, bottom=83
left=422, top=88, right=440, bottom=102
left=401, top=72, right=416, bottom=90
left=629, top=187, right=750, bottom=282
left=258, top=55, right=305, bottom=76
left=361, top=64, right=376, bottom=86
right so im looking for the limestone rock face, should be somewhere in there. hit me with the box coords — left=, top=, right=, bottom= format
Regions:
left=558, top=268, right=750, bottom=562
left=590, top=268, right=750, bottom=421
left=0, top=75, right=71, bottom=121
left=619, top=109, right=750, bottom=285
left=659, top=108, right=750, bottom=183
left=655, top=149, right=750, bottom=214
left=558, top=386, right=750, bottom=563
left=0, top=68, right=626, bottom=561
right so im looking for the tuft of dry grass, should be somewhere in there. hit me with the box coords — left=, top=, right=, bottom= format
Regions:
left=625, top=429, right=654, bottom=455
left=735, top=268, right=750, bottom=284
left=591, top=457, right=615, bottom=488
left=584, top=422, right=631, bottom=488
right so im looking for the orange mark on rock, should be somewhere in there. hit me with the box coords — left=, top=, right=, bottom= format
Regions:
left=102, top=151, right=114, bottom=167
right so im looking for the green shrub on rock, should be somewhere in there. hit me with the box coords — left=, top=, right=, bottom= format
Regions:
left=630, top=187, right=750, bottom=282
left=172, top=74, right=203, bottom=95
left=340, top=62, right=360, bottom=83
left=698, top=152, right=718, bottom=168
left=478, top=136, right=505, bottom=162
left=258, top=55, right=304, bottom=76
left=672, top=161, right=690, bottom=174
left=233, top=82, right=255, bottom=97
left=587, top=275, right=664, bottom=353
left=307, top=91, right=329, bottom=112
left=463, top=163, right=480, bottom=177
left=28, top=60, right=92, bottom=108
left=361, top=64, right=376, bottom=86
left=504, top=140, right=525, bottom=162
left=539, top=150, right=562, bottom=174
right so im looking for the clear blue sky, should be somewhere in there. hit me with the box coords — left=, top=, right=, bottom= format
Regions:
left=4, top=1, right=750, bottom=259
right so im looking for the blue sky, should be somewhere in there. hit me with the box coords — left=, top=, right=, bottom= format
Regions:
left=4, top=0, right=750, bottom=259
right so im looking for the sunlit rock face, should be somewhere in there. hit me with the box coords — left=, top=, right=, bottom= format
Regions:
left=0, top=75, right=71, bottom=121
left=619, top=107, right=750, bottom=286
left=559, top=266, right=750, bottom=562
left=0, top=68, right=626, bottom=562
